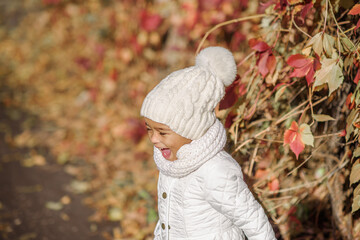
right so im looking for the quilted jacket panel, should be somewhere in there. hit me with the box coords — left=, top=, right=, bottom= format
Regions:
left=155, top=150, right=276, bottom=240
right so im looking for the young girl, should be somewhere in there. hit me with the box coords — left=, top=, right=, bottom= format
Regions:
left=141, top=47, right=276, bottom=240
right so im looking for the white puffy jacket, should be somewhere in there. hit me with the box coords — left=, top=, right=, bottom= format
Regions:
left=152, top=120, right=276, bottom=240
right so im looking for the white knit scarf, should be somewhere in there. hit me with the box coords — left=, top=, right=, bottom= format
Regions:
left=153, top=119, right=227, bottom=178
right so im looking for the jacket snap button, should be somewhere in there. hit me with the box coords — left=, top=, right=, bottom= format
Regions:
left=168, top=225, right=171, bottom=230
left=162, top=192, right=167, bottom=199
left=161, top=223, right=165, bottom=230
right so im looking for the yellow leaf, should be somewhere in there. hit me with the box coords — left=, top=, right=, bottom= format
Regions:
left=306, top=33, right=323, bottom=56
left=322, top=33, right=335, bottom=57
left=314, top=57, right=344, bottom=95
left=313, top=114, right=335, bottom=122
left=350, top=159, right=360, bottom=186
left=300, top=123, right=314, bottom=147
left=314, top=58, right=336, bottom=88
left=352, top=184, right=360, bottom=213
left=354, top=146, right=360, bottom=157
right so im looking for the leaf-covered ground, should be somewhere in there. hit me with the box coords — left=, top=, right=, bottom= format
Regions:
left=0, top=0, right=359, bottom=239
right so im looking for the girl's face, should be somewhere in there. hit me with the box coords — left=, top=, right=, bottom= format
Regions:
left=144, top=118, right=192, bottom=161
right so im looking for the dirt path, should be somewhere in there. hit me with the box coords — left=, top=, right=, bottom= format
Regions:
left=0, top=105, right=114, bottom=240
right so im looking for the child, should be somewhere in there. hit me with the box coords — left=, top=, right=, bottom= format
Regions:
left=141, top=46, right=276, bottom=240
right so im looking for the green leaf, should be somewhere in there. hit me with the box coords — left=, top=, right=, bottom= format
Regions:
left=313, top=114, right=335, bottom=122
left=147, top=208, right=158, bottom=223
left=350, top=159, right=360, bottom=186
left=300, top=123, right=314, bottom=147
left=352, top=184, right=360, bottom=213
left=138, top=189, right=151, bottom=200
left=340, top=37, right=355, bottom=52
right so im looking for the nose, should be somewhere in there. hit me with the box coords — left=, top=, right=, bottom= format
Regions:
left=149, top=131, right=160, bottom=145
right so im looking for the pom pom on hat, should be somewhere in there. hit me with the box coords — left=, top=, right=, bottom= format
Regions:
left=195, top=47, right=237, bottom=87
left=141, top=46, right=237, bottom=140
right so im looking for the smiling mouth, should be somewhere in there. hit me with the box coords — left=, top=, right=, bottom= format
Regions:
left=160, top=148, right=171, bottom=159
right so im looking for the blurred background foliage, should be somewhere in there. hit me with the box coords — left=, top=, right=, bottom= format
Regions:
left=0, top=0, right=359, bottom=239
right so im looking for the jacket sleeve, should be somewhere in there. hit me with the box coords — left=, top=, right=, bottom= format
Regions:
left=203, top=159, right=276, bottom=240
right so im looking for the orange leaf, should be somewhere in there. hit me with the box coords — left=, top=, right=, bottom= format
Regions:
left=284, top=121, right=305, bottom=159
left=349, top=4, right=360, bottom=15
left=353, top=121, right=360, bottom=129
left=268, top=178, right=280, bottom=191
left=346, top=93, right=355, bottom=110
left=255, top=169, right=269, bottom=179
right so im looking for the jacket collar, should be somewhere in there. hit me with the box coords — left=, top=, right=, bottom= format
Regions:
left=153, top=119, right=227, bottom=178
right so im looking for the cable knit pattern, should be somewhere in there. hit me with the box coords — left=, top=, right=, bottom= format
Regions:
left=141, top=47, right=237, bottom=140
left=153, top=119, right=226, bottom=178
left=153, top=122, right=277, bottom=240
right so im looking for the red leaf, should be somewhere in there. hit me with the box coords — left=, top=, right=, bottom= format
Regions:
left=140, top=10, right=162, bottom=32
left=349, top=4, right=360, bottom=15
left=219, top=83, right=238, bottom=110
left=225, top=111, right=237, bottom=129
left=354, top=68, right=360, bottom=84
left=284, top=121, right=305, bottom=159
left=258, top=51, right=270, bottom=77
left=130, top=35, right=143, bottom=54
left=339, top=129, right=346, bottom=137
left=219, top=75, right=245, bottom=110
left=274, top=0, right=289, bottom=11
left=266, top=54, right=277, bottom=75
left=288, top=55, right=320, bottom=86
left=355, top=19, right=360, bottom=31
left=110, top=68, right=118, bottom=82
left=289, top=63, right=312, bottom=78
left=300, top=2, right=313, bottom=21
left=287, top=54, right=311, bottom=68
left=249, top=39, right=270, bottom=52
left=124, top=118, right=147, bottom=143
left=230, top=32, right=246, bottom=51
left=305, top=66, right=316, bottom=86
left=313, top=56, right=322, bottom=70
left=75, top=57, right=92, bottom=71
left=198, top=0, right=223, bottom=10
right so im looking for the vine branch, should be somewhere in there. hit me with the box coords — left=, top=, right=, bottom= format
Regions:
left=196, top=14, right=270, bottom=55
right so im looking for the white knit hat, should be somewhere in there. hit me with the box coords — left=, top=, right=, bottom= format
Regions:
left=140, top=46, right=237, bottom=140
